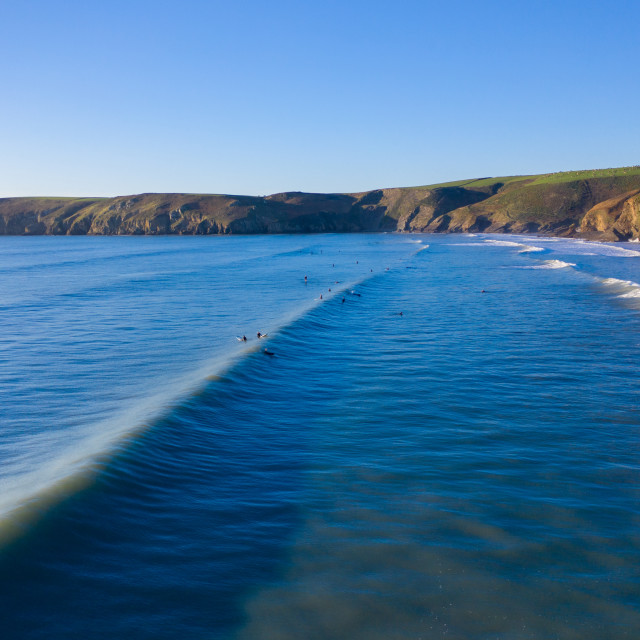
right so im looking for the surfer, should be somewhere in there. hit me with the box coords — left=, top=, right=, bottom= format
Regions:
left=264, top=348, right=274, bottom=356
left=342, top=297, right=345, bottom=304
left=242, top=335, right=247, bottom=341
left=320, top=294, right=323, bottom=299
left=304, top=275, right=307, bottom=283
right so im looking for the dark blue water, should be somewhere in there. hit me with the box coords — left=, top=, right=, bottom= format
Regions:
left=0, top=234, right=639, bottom=638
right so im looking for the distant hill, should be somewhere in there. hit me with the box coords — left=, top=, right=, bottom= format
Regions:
left=2, top=166, right=640, bottom=240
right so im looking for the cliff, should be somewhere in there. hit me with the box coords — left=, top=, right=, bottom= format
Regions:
left=2, top=166, right=640, bottom=239
left=580, top=190, right=640, bottom=241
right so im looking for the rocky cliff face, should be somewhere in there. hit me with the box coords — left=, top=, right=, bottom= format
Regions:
left=2, top=167, right=640, bottom=239
left=580, top=190, right=640, bottom=240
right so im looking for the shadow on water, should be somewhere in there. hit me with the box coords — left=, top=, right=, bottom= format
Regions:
left=0, top=234, right=416, bottom=640
left=0, top=344, right=319, bottom=639
left=2, top=237, right=640, bottom=639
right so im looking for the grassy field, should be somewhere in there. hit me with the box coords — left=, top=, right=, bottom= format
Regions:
left=413, top=166, right=640, bottom=192
left=530, top=166, right=640, bottom=185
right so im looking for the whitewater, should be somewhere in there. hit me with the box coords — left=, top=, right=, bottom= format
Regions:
left=0, top=233, right=639, bottom=639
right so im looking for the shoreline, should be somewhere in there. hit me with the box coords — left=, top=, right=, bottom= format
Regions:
left=0, top=228, right=638, bottom=243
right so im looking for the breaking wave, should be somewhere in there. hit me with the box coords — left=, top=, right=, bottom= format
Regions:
left=482, top=238, right=545, bottom=253
left=520, top=260, right=576, bottom=270
left=599, top=277, right=640, bottom=299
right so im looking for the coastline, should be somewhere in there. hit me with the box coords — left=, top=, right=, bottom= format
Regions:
left=2, top=166, right=640, bottom=240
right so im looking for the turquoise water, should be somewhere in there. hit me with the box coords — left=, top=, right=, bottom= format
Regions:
left=0, top=234, right=639, bottom=638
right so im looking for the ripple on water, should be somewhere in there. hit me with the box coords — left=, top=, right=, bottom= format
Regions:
left=1, top=235, right=640, bottom=639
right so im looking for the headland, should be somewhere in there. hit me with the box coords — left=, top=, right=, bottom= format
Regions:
left=2, top=166, right=640, bottom=240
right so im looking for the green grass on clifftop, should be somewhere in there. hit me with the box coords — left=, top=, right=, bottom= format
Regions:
left=2, top=165, right=640, bottom=238
left=415, top=166, right=640, bottom=192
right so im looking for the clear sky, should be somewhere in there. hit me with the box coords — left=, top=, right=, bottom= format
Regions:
left=1, top=0, right=638, bottom=197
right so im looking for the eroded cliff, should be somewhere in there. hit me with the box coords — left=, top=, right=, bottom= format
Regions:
left=2, top=166, right=640, bottom=239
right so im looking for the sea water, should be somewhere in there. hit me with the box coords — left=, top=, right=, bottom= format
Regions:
left=0, top=233, right=638, bottom=639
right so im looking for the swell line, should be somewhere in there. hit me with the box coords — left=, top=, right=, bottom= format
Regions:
left=0, top=249, right=421, bottom=547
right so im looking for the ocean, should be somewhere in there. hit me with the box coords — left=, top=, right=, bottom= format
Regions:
left=0, top=233, right=639, bottom=639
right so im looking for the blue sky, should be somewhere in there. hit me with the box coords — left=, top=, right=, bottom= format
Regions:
left=1, top=0, right=638, bottom=197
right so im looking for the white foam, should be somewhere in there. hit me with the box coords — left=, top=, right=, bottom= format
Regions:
left=483, top=239, right=526, bottom=247
left=576, top=243, right=640, bottom=258
left=541, top=239, right=640, bottom=258
left=482, top=235, right=640, bottom=258
left=522, top=260, right=576, bottom=270
left=599, top=277, right=640, bottom=298
left=481, top=238, right=546, bottom=254
left=606, top=246, right=640, bottom=257
left=449, top=242, right=544, bottom=254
